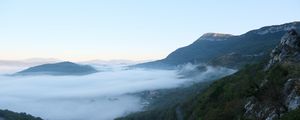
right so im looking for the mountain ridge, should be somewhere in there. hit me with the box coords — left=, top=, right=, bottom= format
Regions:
left=135, top=21, right=300, bottom=69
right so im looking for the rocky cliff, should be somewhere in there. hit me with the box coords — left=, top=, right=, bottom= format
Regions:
left=266, top=29, right=300, bottom=69
left=244, top=29, right=300, bottom=120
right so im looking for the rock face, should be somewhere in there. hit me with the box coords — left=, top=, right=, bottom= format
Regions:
left=244, top=30, right=300, bottom=120
left=244, top=96, right=283, bottom=120
left=15, top=61, right=98, bottom=76
left=283, top=79, right=300, bottom=111
left=266, top=29, right=300, bottom=69
left=244, top=78, right=300, bottom=120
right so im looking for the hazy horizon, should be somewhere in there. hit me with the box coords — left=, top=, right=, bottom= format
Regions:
left=0, top=57, right=151, bottom=63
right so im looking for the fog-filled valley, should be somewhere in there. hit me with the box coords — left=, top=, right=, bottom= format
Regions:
left=1, top=1, right=299, bottom=119
left=0, top=64, right=235, bottom=120
left=1, top=22, right=300, bottom=120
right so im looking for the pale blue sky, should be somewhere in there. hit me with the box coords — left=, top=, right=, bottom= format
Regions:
left=0, top=0, right=299, bottom=61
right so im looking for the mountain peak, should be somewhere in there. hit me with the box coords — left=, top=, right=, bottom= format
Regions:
left=199, top=33, right=234, bottom=41
left=266, top=29, right=300, bottom=69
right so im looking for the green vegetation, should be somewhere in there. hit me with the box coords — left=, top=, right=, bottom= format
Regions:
left=281, top=108, right=300, bottom=120
left=180, top=63, right=266, bottom=120
left=144, top=81, right=213, bottom=110
left=117, top=61, right=300, bottom=120
left=118, top=81, right=213, bottom=120
left=0, top=109, right=43, bottom=120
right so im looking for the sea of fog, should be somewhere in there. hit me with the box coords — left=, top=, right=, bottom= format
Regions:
left=0, top=64, right=236, bottom=120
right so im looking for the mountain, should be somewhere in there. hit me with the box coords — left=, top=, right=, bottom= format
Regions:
left=117, top=30, right=300, bottom=120
left=136, top=21, right=300, bottom=69
left=15, top=61, right=97, bottom=76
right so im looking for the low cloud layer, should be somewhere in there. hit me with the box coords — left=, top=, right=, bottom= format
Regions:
left=0, top=64, right=235, bottom=120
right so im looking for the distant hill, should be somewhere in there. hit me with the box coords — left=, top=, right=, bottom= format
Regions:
left=15, top=61, right=97, bottom=76
left=136, top=21, right=300, bottom=69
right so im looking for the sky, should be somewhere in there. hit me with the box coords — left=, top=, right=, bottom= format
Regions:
left=0, top=0, right=299, bottom=61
